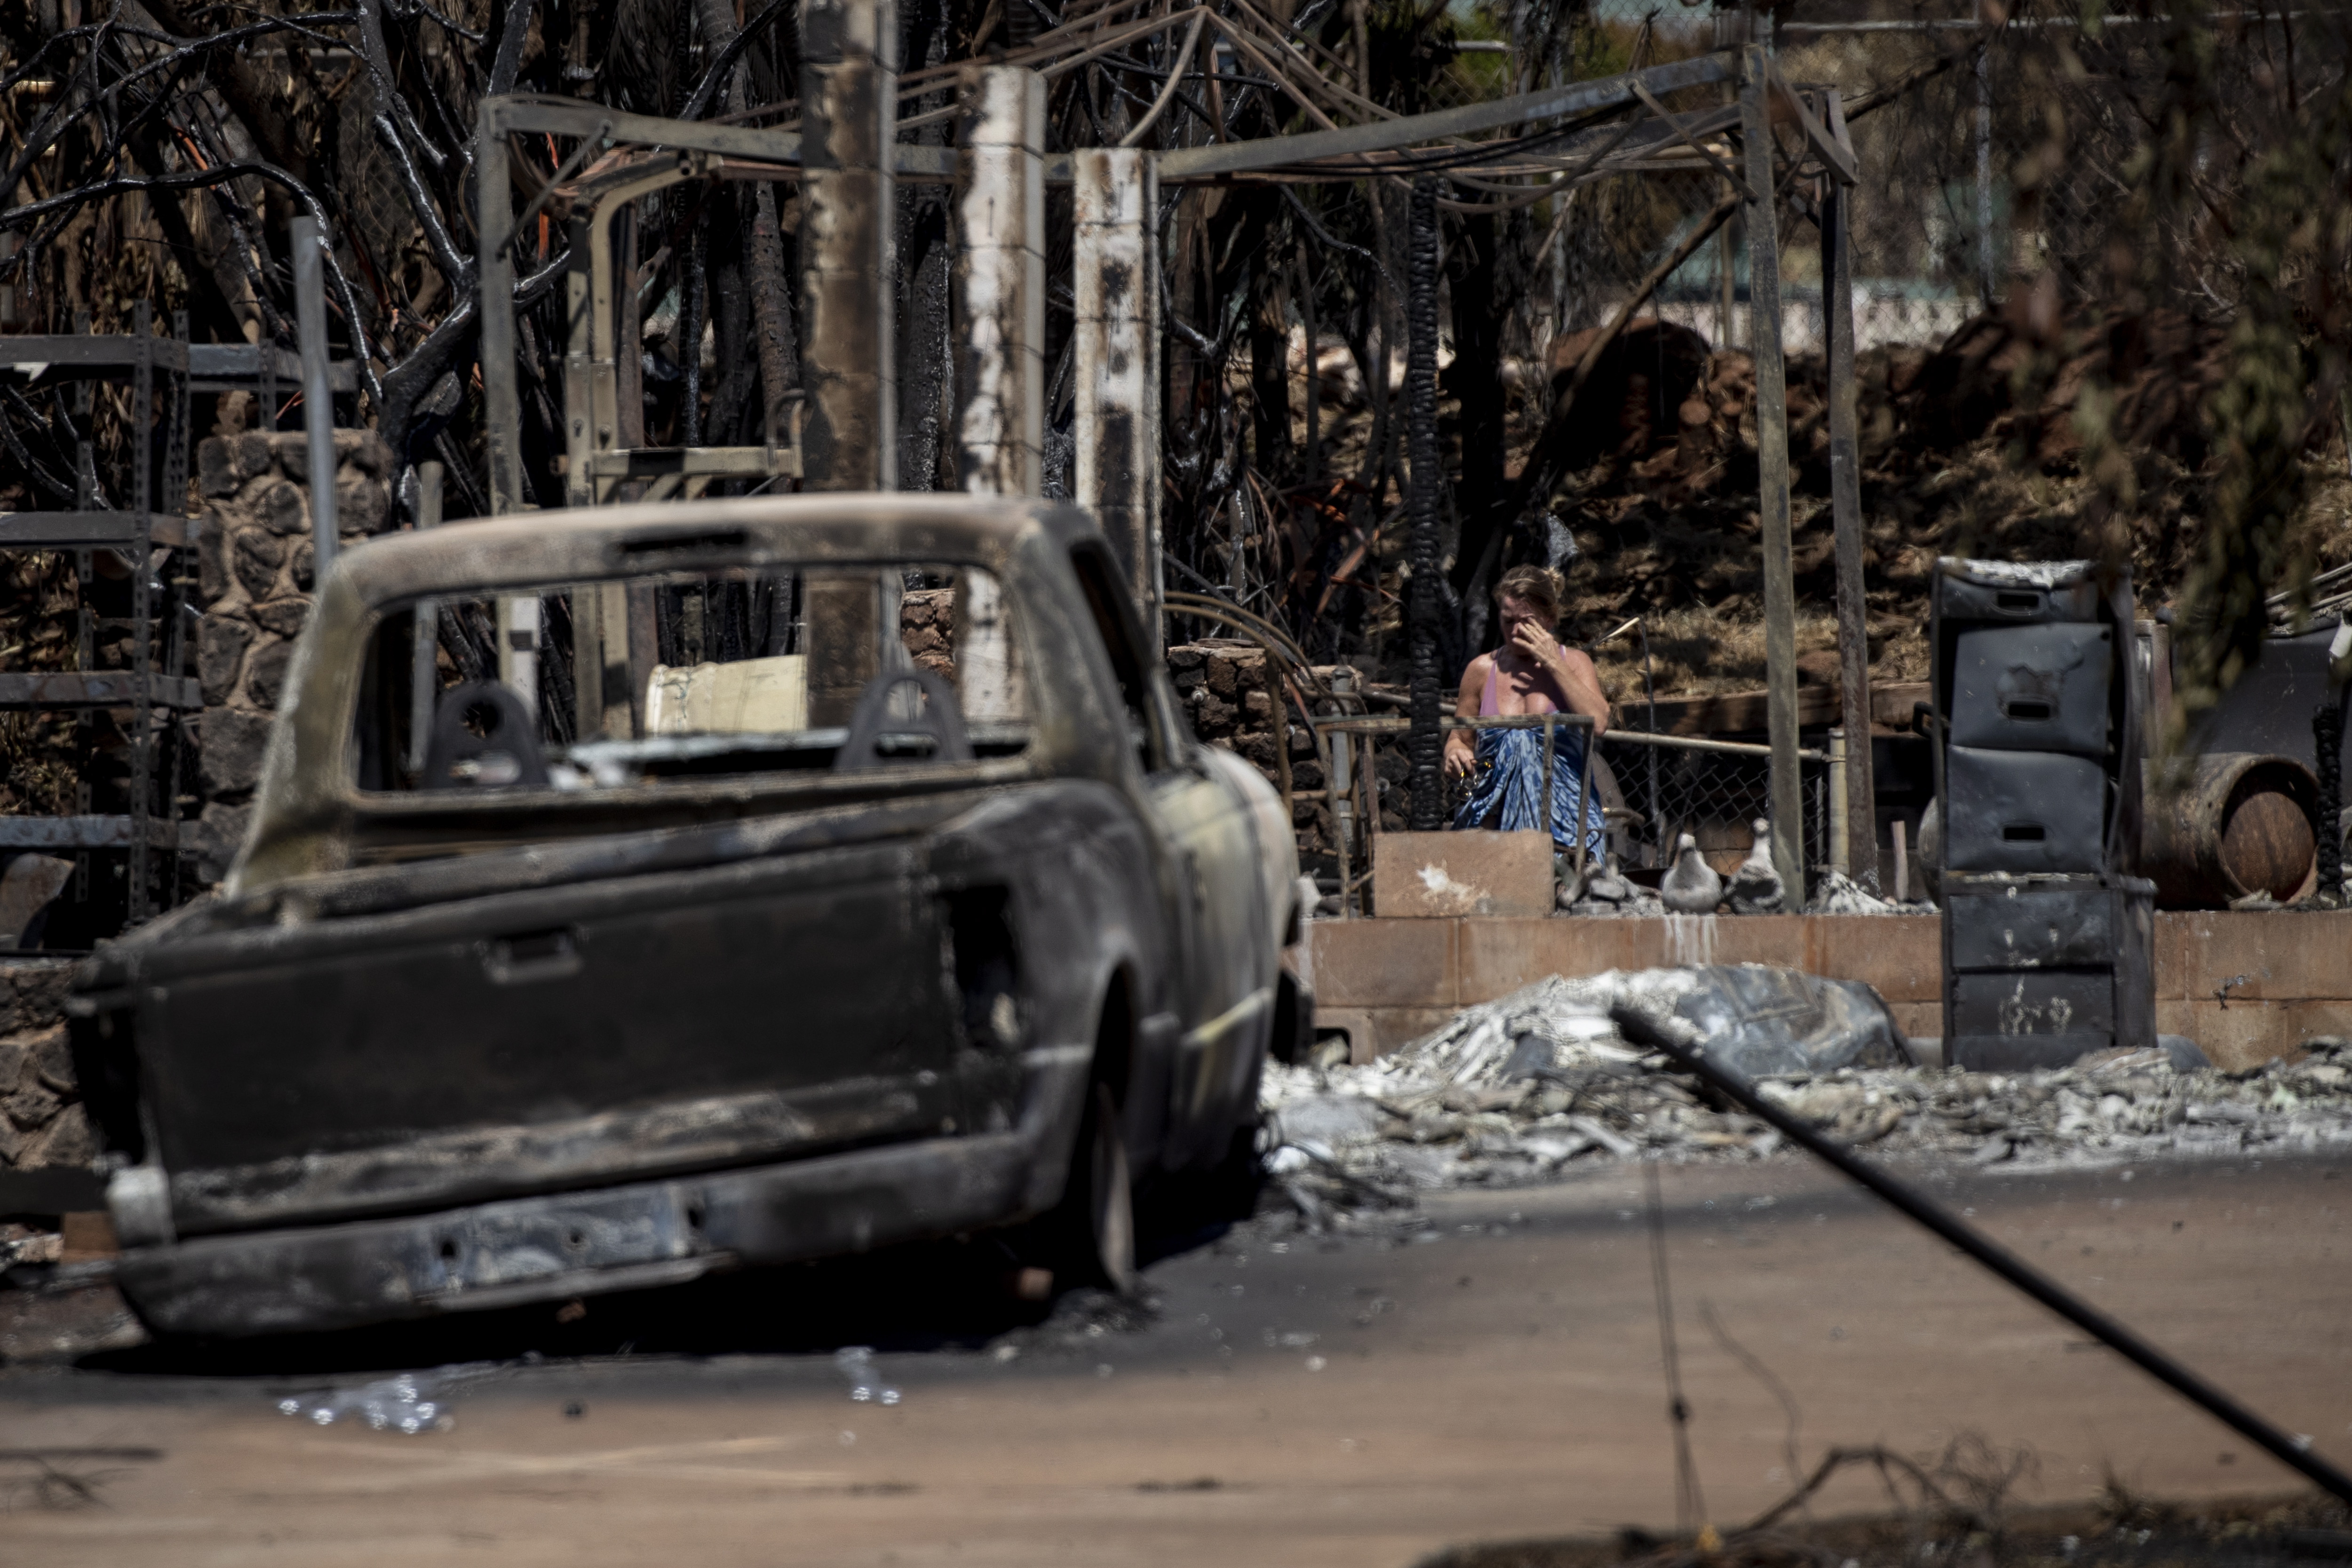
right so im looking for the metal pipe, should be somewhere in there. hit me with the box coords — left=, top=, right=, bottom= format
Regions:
left=1541, top=714, right=1556, bottom=844
left=1608, top=1003, right=2352, bottom=1509
left=1828, top=727, right=1850, bottom=876
left=291, top=215, right=338, bottom=577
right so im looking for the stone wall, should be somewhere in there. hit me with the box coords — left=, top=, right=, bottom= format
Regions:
left=1167, top=642, right=1406, bottom=841
left=0, top=959, right=87, bottom=1170
left=190, top=430, right=396, bottom=883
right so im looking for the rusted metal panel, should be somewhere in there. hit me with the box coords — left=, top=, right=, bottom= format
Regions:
left=1073, top=147, right=1160, bottom=653
left=954, top=68, right=1046, bottom=500
left=800, top=0, right=898, bottom=492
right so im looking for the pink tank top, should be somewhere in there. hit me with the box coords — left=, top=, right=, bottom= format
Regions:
left=1480, top=659, right=1557, bottom=717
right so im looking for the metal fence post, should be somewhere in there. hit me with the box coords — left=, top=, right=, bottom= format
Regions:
left=291, top=217, right=338, bottom=579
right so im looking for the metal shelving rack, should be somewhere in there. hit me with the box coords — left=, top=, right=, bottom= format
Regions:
left=0, top=303, right=199, bottom=925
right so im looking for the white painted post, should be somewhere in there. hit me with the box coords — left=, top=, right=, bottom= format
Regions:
left=952, top=66, right=1044, bottom=724
left=498, top=596, right=540, bottom=723
left=954, top=67, right=1046, bottom=497
left=1073, top=147, right=1161, bottom=657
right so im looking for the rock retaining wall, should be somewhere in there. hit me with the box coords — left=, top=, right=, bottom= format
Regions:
left=191, top=429, right=396, bottom=882
left=0, top=959, right=87, bottom=1170
left=1166, top=641, right=1401, bottom=842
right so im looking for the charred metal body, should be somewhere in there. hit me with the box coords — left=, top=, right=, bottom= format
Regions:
left=1930, top=558, right=2153, bottom=1070
left=69, top=497, right=1301, bottom=1337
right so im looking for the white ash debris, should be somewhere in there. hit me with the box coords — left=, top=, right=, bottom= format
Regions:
left=1807, top=871, right=1919, bottom=915
left=1262, top=972, right=2352, bottom=1216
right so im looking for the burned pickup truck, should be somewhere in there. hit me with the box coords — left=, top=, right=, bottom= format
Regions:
left=65, top=496, right=1303, bottom=1338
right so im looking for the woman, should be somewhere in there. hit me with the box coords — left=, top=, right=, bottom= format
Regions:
left=1442, top=565, right=1610, bottom=855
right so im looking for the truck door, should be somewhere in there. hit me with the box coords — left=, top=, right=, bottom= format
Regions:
left=1066, top=548, right=1271, bottom=1163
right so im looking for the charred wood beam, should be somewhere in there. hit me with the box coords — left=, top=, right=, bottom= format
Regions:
left=799, top=0, right=898, bottom=490
left=1405, top=176, right=1442, bottom=832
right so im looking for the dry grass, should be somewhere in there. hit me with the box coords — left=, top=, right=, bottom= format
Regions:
left=1589, top=606, right=1845, bottom=703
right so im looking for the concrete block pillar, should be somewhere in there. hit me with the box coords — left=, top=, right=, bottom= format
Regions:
left=954, top=67, right=1046, bottom=497
left=1073, top=148, right=1162, bottom=656
left=800, top=0, right=898, bottom=493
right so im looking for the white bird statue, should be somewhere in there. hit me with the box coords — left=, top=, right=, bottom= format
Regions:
left=1661, top=833, right=1723, bottom=915
left=1727, top=818, right=1786, bottom=915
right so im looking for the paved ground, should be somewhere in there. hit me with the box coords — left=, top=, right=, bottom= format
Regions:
left=3, top=1152, right=2347, bottom=1567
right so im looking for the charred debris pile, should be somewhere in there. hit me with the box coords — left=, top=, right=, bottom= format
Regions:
left=1257, top=972, right=2352, bottom=1220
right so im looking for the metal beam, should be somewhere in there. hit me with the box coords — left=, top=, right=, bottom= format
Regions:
left=0, top=674, right=200, bottom=709
left=476, top=98, right=524, bottom=516
left=0, top=513, right=203, bottom=549
left=0, top=334, right=189, bottom=372
left=0, top=816, right=176, bottom=850
left=1146, top=51, right=1735, bottom=182
left=1764, top=55, right=1860, bottom=186
left=1741, top=45, right=1803, bottom=897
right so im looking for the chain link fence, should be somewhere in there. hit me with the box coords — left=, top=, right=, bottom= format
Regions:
left=1315, top=724, right=1830, bottom=891
left=1597, top=733, right=1831, bottom=875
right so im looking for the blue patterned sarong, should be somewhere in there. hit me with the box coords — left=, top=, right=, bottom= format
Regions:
left=1451, top=725, right=1606, bottom=855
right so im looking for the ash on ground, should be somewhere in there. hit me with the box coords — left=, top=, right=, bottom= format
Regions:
left=1262, top=970, right=2352, bottom=1220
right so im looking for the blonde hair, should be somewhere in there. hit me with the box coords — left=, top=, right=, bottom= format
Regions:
left=1494, top=564, right=1565, bottom=626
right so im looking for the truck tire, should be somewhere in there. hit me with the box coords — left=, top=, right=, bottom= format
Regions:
left=1052, top=1082, right=1135, bottom=1293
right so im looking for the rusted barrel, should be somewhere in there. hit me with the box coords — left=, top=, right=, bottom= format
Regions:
left=2141, top=752, right=2320, bottom=907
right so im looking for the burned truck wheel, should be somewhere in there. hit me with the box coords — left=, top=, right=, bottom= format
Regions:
left=1049, top=1082, right=1136, bottom=1294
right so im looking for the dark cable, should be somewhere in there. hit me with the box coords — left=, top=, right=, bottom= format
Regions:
left=1646, top=1164, right=1710, bottom=1541
left=1609, top=1002, right=2352, bottom=1507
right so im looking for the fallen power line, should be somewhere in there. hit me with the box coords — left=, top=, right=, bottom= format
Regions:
left=1608, top=1003, right=2352, bottom=1507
